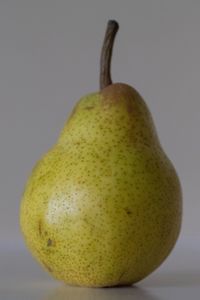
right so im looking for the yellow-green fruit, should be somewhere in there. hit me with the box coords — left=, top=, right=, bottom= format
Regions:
left=20, top=83, right=182, bottom=287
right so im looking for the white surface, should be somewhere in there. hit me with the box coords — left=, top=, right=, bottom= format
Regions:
left=1, top=235, right=200, bottom=300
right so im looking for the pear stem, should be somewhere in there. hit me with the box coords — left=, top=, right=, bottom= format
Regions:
left=100, top=20, right=119, bottom=90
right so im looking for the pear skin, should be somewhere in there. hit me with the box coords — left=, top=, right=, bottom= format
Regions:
left=20, top=83, right=182, bottom=287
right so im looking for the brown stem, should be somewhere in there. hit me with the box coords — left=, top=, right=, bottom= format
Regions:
left=100, top=20, right=119, bottom=90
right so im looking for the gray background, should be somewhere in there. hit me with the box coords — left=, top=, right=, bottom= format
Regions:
left=0, top=0, right=199, bottom=246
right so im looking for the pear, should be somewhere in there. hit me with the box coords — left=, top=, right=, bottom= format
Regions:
left=20, top=20, right=182, bottom=287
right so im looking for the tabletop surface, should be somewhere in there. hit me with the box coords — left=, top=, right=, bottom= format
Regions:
left=1, top=235, right=199, bottom=300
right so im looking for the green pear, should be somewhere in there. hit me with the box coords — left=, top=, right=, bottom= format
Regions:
left=20, top=20, right=182, bottom=287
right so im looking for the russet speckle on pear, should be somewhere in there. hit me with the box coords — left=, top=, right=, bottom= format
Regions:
left=20, top=21, right=182, bottom=287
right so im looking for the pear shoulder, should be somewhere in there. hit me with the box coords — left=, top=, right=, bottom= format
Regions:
left=58, top=83, right=160, bottom=149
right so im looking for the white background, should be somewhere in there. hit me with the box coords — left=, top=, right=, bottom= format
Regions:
left=0, top=1, right=199, bottom=299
